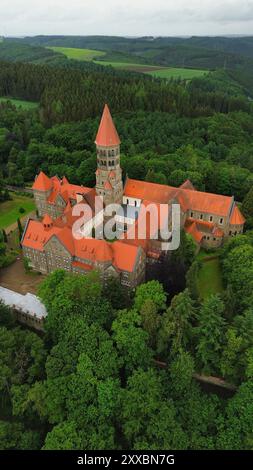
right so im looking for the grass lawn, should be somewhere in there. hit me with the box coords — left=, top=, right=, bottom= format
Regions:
left=0, top=194, right=35, bottom=229
left=0, top=97, right=38, bottom=110
left=47, top=47, right=106, bottom=61
left=197, top=257, right=224, bottom=300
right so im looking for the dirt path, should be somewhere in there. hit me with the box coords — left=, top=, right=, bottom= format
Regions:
left=5, top=211, right=36, bottom=235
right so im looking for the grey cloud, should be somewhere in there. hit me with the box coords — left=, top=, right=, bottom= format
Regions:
left=1, top=0, right=253, bottom=36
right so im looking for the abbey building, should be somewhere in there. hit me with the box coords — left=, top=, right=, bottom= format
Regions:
left=21, top=105, right=245, bottom=288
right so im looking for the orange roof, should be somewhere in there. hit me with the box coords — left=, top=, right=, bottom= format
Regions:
left=22, top=220, right=55, bottom=251
left=32, top=171, right=52, bottom=191
left=42, top=214, right=53, bottom=226
left=184, top=189, right=233, bottom=217
left=124, top=179, right=233, bottom=217
left=179, top=179, right=195, bottom=190
left=112, top=241, right=140, bottom=272
left=95, top=104, right=120, bottom=147
left=124, top=178, right=175, bottom=204
left=109, top=170, right=116, bottom=178
left=185, top=220, right=203, bottom=243
left=22, top=217, right=140, bottom=273
left=185, top=218, right=224, bottom=243
left=72, top=261, right=92, bottom=271
left=230, top=204, right=245, bottom=225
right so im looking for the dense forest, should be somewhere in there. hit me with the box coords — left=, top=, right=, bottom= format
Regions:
left=5, top=35, right=253, bottom=95
left=1, top=35, right=253, bottom=451
left=1, top=230, right=253, bottom=450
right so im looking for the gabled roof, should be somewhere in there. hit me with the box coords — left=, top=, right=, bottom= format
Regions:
left=185, top=220, right=203, bottom=243
left=22, top=218, right=141, bottom=273
left=42, top=214, right=53, bottom=226
left=95, top=104, right=121, bottom=147
left=185, top=218, right=224, bottom=244
left=124, top=178, right=234, bottom=217
left=179, top=179, right=195, bottom=191
left=230, top=204, right=245, bottom=225
left=32, top=171, right=52, bottom=191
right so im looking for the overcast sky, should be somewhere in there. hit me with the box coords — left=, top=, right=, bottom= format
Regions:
left=1, top=0, right=253, bottom=37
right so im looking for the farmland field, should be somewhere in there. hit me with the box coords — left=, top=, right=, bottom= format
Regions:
left=47, top=47, right=206, bottom=79
left=47, top=46, right=106, bottom=61
left=95, top=60, right=206, bottom=79
left=0, top=194, right=35, bottom=229
left=0, top=97, right=38, bottom=110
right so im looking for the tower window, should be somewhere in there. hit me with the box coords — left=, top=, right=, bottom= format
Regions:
left=220, top=218, right=223, bottom=224
left=200, top=214, right=203, bottom=220
left=210, top=216, right=213, bottom=222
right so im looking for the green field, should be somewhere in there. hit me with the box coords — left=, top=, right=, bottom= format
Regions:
left=197, top=257, right=224, bottom=300
left=96, top=60, right=206, bottom=79
left=0, top=97, right=38, bottom=110
left=47, top=46, right=106, bottom=61
left=47, top=47, right=206, bottom=79
left=147, top=67, right=207, bottom=79
left=0, top=194, right=35, bottom=229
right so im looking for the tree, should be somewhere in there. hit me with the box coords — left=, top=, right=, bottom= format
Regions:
left=217, top=381, right=253, bottom=450
left=17, top=217, right=23, bottom=240
left=140, top=299, right=161, bottom=348
left=186, top=260, right=201, bottom=300
left=157, top=289, right=196, bottom=357
left=242, top=185, right=253, bottom=228
left=134, top=280, right=166, bottom=313
left=39, top=270, right=103, bottom=342
left=121, top=368, right=187, bottom=449
left=112, top=309, right=153, bottom=373
left=196, top=295, right=226, bottom=374
left=169, top=351, right=195, bottom=396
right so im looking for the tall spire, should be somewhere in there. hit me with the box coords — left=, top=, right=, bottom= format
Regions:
left=95, top=104, right=121, bottom=147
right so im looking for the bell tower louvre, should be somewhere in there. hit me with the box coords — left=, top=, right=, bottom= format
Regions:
left=95, top=104, right=123, bottom=206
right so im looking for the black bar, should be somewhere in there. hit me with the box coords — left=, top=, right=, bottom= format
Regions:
left=0, top=450, right=251, bottom=467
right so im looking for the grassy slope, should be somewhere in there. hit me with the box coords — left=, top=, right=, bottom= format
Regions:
left=0, top=195, right=35, bottom=229
left=197, top=256, right=224, bottom=300
left=0, top=97, right=38, bottom=109
left=47, top=46, right=106, bottom=61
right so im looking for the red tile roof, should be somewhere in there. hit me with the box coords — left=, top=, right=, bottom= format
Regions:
left=95, top=104, right=120, bottom=147
left=230, top=204, right=245, bottom=225
left=32, top=171, right=52, bottom=191
left=179, top=179, right=195, bottom=190
left=185, top=220, right=203, bottom=243
left=42, top=214, right=53, bottom=226
left=72, top=261, right=92, bottom=271
left=185, top=218, right=224, bottom=243
left=124, top=179, right=234, bottom=217
left=23, top=219, right=140, bottom=273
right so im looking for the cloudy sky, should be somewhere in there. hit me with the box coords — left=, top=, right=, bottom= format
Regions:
left=1, top=0, right=253, bottom=37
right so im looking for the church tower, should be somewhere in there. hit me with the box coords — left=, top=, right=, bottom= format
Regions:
left=95, top=104, right=123, bottom=206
